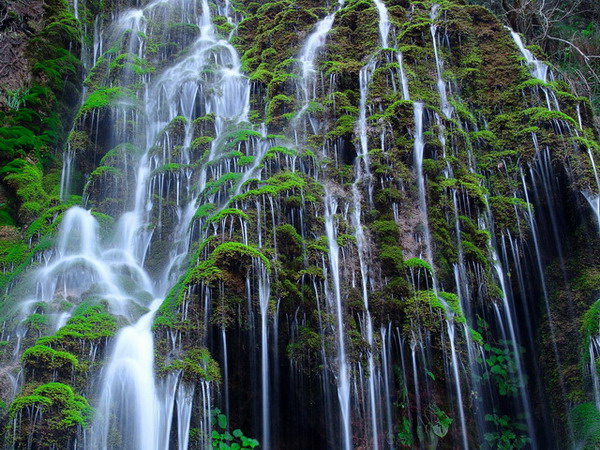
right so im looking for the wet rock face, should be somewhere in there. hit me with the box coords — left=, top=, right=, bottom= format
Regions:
left=0, top=0, right=44, bottom=97
left=0, top=0, right=599, bottom=448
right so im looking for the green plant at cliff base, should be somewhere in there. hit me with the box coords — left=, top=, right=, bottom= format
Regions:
left=211, top=409, right=259, bottom=449
left=484, top=413, right=530, bottom=449
left=397, top=417, right=414, bottom=447
left=478, top=341, right=523, bottom=396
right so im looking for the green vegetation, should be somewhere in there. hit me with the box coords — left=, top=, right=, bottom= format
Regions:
left=163, top=348, right=221, bottom=383
left=8, top=382, right=92, bottom=448
left=484, top=413, right=530, bottom=449
left=210, top=409, right=259, bottom=449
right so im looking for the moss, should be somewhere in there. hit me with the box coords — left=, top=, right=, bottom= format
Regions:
left=522, top=107, right=579, bottom=129
left=78, top=87, right=131, bottom=116
left=194, top=203, right=217, bottom=219
left=151, top=163, right=188, bottom=176
left=404, top=257, right=433, bottom=273
left=22, top=345, right=79, bottom=372
left=404, top=290, right=453, bottom=332
left=202, top=172, right=242, bottom=196
left=264, top=146, right=297, bottom=159
left=192, top=136, right=214, bottom=151
left=232, top=171, right=308, bottom=201
left=237, top=155, right=255, bottom=166
left=379, top=245, right=404, bottom=273
left=210, top=242, right=271, bottom=273
left=369, top=220, right=399, bottom=245
left=8, top=382, right=92, bottom=448
left=570, top=403, right=600, bottom=450
left=581, top=299, right=600, bottom=350
left=276, top=223, right=304, bottom=257
left=286, top=325, right=322, bottom=373
left=0, top=159, right=51, bottom=224
left=51, top=303, right=117, bottom=343
left=208, top=208, right=249, bottom=223
left=488, top=196, right=530, bottom=234
left=162, top=348, right=221, bottom=383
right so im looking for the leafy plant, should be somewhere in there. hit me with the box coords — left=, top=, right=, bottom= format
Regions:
left=431, top=405, right=453, bottom=438
left=397, top=417, right=414, bottom=447
left=484, top=413, right=530, bottom=449
left=211, top=409, right=259, bottom=449
left=479, top=341, right=523, bottom=396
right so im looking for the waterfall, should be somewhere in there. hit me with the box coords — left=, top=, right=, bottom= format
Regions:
left=294, top=0, right=345, bottom=137
left=430, top=4, right=452, bottom=118
left=373, top=0, right=390, bottom=49
left=413, top=102, right=435, bottom=266
left=258, top=262, right=272, bottom=449
left=6, top=0, right=600, bottom=448
left=324, top=189, right=352, bottom=450
left=510, top=30, right=549, bottom=83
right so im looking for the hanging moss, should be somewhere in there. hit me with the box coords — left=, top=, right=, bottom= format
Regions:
left=162, top=348, right=221, bottom=383
left=78, top=87, right=132, bottom=116
left=22, top=345, right=79, bottom=378
left=208, top=208, right=249, bottom=224
left=570, top=403, right=600, bottom=450
left=8, top=382, right=92, bottom=449
left=581, top=299, right=600, bottom=351
left=404, top=257, right=433, bottom=273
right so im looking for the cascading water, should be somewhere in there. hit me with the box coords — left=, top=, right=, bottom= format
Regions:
left=430, top=4, right=452, bottom=118
left=323, top=189, right=352, bottom=450
left=510, top=30, right=549, bottom=83
left=5, top=1, right=600, bottom=449
left=413, top=102, right=435, bottom=266
left=86, top=0, right=253, bottom=446
left=373, top=0, right=390, bottom=49
left=294, top=0, right=345, bottom=138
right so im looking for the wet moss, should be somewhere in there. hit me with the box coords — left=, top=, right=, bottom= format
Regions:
left=8, top=382, right=92, bottom=449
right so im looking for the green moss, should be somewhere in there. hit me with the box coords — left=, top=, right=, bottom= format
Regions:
left=233, top=171, right=307, bottom=201
left=581, top=299, right=600, bottom=350
left=0, top=159, right=51, bottom=221
left=192, top=136, right=214, bottom=151
left=404, top=257, right=433, bottom=273
left=78, top=87, right=131, bottom=116
left=194, top=203, right=217, bottom=219
left=208, top=208, right=249, bottom=223
left=522, top=107, right=579, bottom=129
left=264, top=146, right=297, bottom=160
left=22, top=345, right=79, bottom=371
left=379, top=245, right=404, bottom=273
left=8, top=382, right=92, bottom=448
left=211, top=242, right=271, bottom=273
left=237, top=155, right=256, bottom=166
left=571, top=403, right=600, bottom=450
left=52, top=303, right=117, bottom=342
left=369, top=220, right=399, bottom=245
left=162, top=348, right=221, bottom=383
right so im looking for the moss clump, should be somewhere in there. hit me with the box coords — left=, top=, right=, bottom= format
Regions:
left=22, top=345, right=79, bottom=373
left=41, top=303, right=117, bottom=344
left=78, top=87, right=131, bottom=116
left=571, top=403, right=600, bottom=450
left=233, top=172, right=308, bottom=202
left=286, top=326, right=322, bottom=374
left=404, top=257, right=433, bottom=273
left=0, top=159, right=51, bottom=224
left=209, top=242, right=271, bottom=273
left=208, top=208, right=249, bottom=223
left=404, top=289, right=465, bottom=333
left=581, top=299, right=600, bottom=350
left=162, top=348, right=221, bottom=383
left=8, top=382, right=92, bottom=448
left=194, top=203, right=217, bottom=219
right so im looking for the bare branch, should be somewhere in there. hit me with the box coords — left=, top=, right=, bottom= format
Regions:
left=546, top=35, right=600, bottom=61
